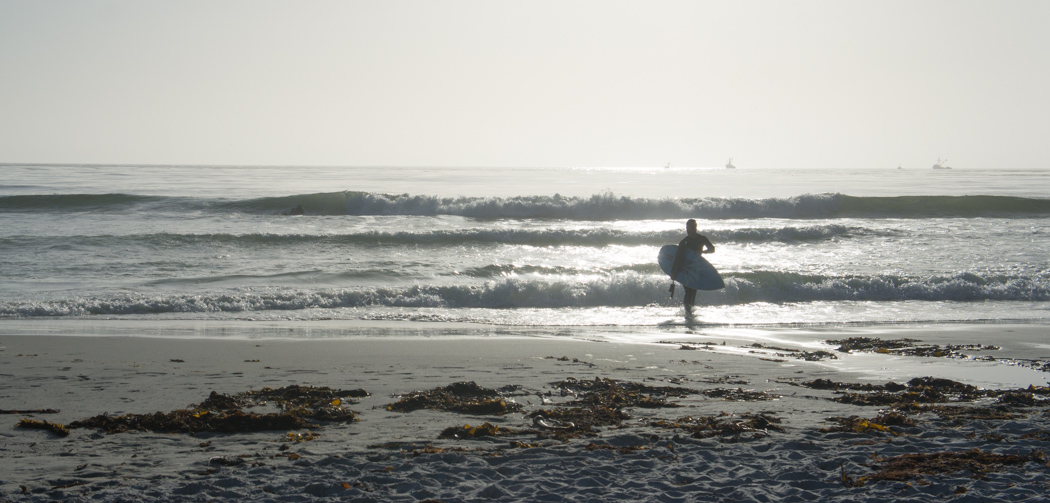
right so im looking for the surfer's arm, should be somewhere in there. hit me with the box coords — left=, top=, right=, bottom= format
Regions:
left=700, top=237, right=715, bottom=255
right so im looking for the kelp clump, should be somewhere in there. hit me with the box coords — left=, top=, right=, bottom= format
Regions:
left=650, top=413, right=783, bottom=442
left=748, top=343, right=838, bottom=362
left=855, top=449, right=1044, bottom=485
left=439, top=422, right=516, bottom=439
left=68, top=385, right=362, bottom=434
left=17, top=418, right=70, bottom=437
left=821, top=413, right=916, bottom=436
left=703, top=388, right=780, bottom=401
left=802, top=376, right=990, bottom=406
left=828, top=337, right=999, bottom=359
left=387, top=381, right=523, bottom=415
left=527, top=407, right=630, bottom=440
left=554, top=377, right=697, bottom=408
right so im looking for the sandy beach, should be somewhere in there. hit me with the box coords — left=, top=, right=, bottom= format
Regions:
left=2, top=322, right=1050, bottom=502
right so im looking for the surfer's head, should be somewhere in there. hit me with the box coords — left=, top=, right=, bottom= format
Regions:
left=686, top=219, right=697, bottom=234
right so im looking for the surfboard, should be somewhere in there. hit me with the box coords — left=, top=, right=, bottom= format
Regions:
left=658, top=244, right=725, bottom=291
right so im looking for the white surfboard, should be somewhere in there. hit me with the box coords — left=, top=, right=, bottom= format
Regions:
left=658, top=244, right=725, bottom=291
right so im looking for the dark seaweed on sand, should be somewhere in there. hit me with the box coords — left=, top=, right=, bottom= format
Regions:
left=16, top=418, right=71, bottom=437
left=387, top=381, right=524, bottom=415
left=69, top=409, right=318, bottom=434
left=748, top=343, right=838, bottom=361
left=438, top=422, right=516, bottom=439
left=844, top=449, right=1046, bottom=486
left=703, top=388, right=780, bottom=401
left=802, top=377, right=991, bottom=406
left=820, top=412, right=916, bottom=435
left=827, top=337, right=1000, bottom=358
left=650, top=413, right=784, bottom=442
left=1, top=408, right=60, bottom=415
left=528, top=407, right=630, bottom=439
left=68, top=385, right=362, bottom=434
left=801, top=377, right=1047, bottom=430
left=554, top=376, right=698, bottom=408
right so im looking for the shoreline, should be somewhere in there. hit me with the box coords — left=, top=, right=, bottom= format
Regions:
left=3, top=323, right=1050, bottom=501
left=2, top=318, right=1048, bottom=389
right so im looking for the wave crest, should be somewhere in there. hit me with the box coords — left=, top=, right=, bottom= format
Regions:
left=6, top=192, right=1049, bottom=219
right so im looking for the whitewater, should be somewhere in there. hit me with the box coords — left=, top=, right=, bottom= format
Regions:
left=1, top=164, right=1048, bottom=330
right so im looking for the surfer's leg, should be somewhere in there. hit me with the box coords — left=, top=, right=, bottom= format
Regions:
left=683, top=287, right=696, bottom=314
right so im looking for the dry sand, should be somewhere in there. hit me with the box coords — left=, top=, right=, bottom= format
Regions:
left=2, top=323, right=1050, bottom=502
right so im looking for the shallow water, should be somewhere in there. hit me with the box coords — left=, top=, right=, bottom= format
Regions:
left=1, top=164, right=1048, bottom=332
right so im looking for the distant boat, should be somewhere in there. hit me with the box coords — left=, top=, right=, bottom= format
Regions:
left=725, top=158, right=736, bottom=169
left=932, top=158, right=952, bottom=169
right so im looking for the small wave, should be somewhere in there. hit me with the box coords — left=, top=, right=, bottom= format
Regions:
left=458, top=264, right=656, bottom=279
left=0, top=193, right=173, bottom=212
left=3, top=271, right=1047, bottom=318
left=8, top=225, right=891, bottom=252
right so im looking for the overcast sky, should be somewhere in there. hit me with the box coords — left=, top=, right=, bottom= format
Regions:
left=1, top=1, right=1047, bottom=169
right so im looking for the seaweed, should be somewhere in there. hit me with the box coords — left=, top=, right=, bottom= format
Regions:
left=820, top=413, right=915, bottom=435
left=828, top=337, right=918, bottom=353
left=1, top=408, right=60, bottom=415
left=544, top=355, right=596, bottom=367
left=387, top=381, right=523, bottom=415
left=554, top=377, right=696, bottom=408
left=800, top=378, right=905, bottom=393
left=16, top=418, right=70, bottom=437
left=827, top=337, right=1000, bottom=360
left=703, top=388, right=779, bottom=401
left=438, top=422, right=516, bottom=439
left=528, top=407, right=629, bottom=440
left=68, top=385, right=361, bottom=434
left=286, top=431, right=321, bottom=442
left=69, top=409, right=316, bottom=434
left=748, top=343, right=838, bottom=361
left=804, top=376, right=994, bottom=406
left=650, top=413, right=783, bottom=441
left=698, top=376, right=750, bottom=385
left=864, top=448, right=1043, bottom=483
left=244, top=385, right=369, bottom=410
left=554, top=377, right=696, bottom=398
left=898, top=403, right=1020, bottom=422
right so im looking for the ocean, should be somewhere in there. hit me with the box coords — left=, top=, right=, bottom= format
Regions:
left=1, top=164, right=1049, bottom=336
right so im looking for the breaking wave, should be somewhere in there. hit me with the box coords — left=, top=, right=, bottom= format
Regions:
left=4, top=271, right=1047, bottom=318
left=5, top=224, right=892, bottom=251
left=4, top=192, right=1050, bottom=219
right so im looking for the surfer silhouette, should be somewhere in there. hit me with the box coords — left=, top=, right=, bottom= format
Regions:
left=670, top=219, right=715, bottom=315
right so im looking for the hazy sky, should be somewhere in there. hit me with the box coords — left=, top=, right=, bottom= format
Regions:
left=1, top=1, right=1047, bottom=169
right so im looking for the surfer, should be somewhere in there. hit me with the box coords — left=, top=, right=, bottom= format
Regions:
left=670, top=219, right=715, bottom=315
